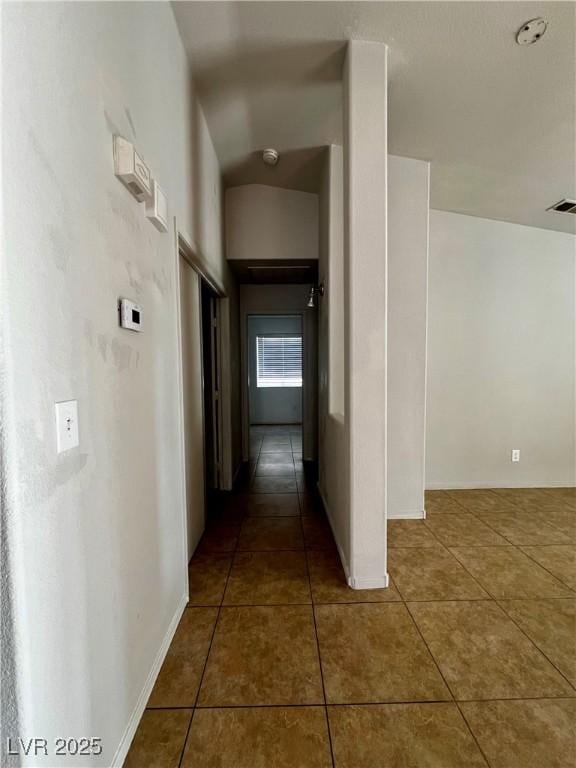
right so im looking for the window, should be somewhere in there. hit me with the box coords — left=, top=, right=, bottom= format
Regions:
left=256, top=335, right=302, bottom=388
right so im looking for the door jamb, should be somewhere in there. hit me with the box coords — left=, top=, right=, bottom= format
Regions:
left=173, top=224, right=234, bottom=570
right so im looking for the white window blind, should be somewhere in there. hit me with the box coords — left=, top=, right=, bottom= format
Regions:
left=256, top=336, right=303, bottom=388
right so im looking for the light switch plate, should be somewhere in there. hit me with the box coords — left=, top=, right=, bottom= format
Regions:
left=55, top=400, right=79, bottom=453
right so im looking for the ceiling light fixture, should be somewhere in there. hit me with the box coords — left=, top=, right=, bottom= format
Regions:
left=516, top=18, right=547, bottom=45
left=262, top=148, right=279, bottom=166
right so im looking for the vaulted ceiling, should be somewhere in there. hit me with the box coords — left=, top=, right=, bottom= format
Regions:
left=173, top=1, right=576, bottom=233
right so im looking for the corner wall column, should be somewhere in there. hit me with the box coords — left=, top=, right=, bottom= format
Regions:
left=344, top=40, right=389, bottom=588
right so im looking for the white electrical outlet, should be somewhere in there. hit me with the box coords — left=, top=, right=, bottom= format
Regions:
left=55, top=400, right=79, bottom=453
left=511, top=449, right=520, bottom=463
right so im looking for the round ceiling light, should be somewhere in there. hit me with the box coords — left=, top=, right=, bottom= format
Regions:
left=516, top=17, right=547, bottom=45
left=262, top=148, right=279, bottom=166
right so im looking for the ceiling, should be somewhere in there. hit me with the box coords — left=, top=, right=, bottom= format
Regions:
left=173, top=1, right=576, bottom=233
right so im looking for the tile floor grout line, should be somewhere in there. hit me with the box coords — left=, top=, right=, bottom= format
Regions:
left=492, top=598, right=576, bottom=694
left=401, top=599, right=494, bottom=768
left=464, top=502, right=573, bottom=549
left=146, top=692, right=576, bottom=711
left=512, top=545, right=576, bottom=594
left=176, top=499, right=242, bottom=768
left=300, top=493, right=337, bottom=768
left=447, top=543, right=572, bottom=602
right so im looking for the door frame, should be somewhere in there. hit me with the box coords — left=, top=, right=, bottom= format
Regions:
left=173, top=224, right=234, bottom=563
left=246, top=314, right=304, bottom=432
left=239, top=285, right=318, bottom=462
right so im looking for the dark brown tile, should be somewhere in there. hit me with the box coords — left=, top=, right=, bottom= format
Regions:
left=238, top=517, right=304, bottom=551
left=196, top=522, right=240, bottom=554
left=198, top=606, right=323, bottom=706
left=148, top=608, right=217, bottom=707
left=388, top=546, right=489, bottom=601
left=425, top=491, right=467, bottom=515
left=520, top=545, right=576, bottom=589
left=188, top=553, right=232, bottom=606
left=491, top=488, right=574, bottom=514
left=328, top=703, right=487, bottom=768
left=449, top=546, right=573, bottom=598
left=124, top=709, right=191, bottom=768
left=446, top=489, right=517, bottom=513
left=388, top=520, right=439, bottom=547
left=299, top=491, right=325, bottom=517
left=461, top=699, right=576, bottom=768
left=223, top=551, right=310, bottom=605
left=544, top=487, right=576, bottom=509
left=424, top=513, right=510, bottom=546
left=498, top=598, right=576, bottom=687
left=250, top=475, right=298, bottom=494
left=181, top=707, right=331, bottom=768
left=245, top=493, right=300, bottom=517
left=256, top=453, right=294, bottom=476
left=302, top=516, right=336, bottom=550
left=308, top=550, right=401, bottom=604
left=408, top=600, right=573, bottom=700
left=476, top=510, right=571, bottom=545
left=537, top=508, right=576, bottom=540
left=315, top=603, right=450, bottom=703
left=260, top=439, right=292, bottom=452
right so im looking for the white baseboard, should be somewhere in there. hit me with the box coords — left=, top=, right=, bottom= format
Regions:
left=348, top=573, right=389, bottom=589
left=111, top=593, right=188, bottom=767
left=317, top=483, right=351, bottom=582
left=388, top=509, right=426, bottom=520
left=317, top=484, right=389, bottom=591
left=426, top=481, right=576, bottom=490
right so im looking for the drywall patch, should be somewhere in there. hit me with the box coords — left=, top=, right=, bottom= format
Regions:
left=54, top=452, right=88, bottom=486
left=125, top=261, right=144, bottom=294
left=48, top=226, right=71, bottom=272
left=124, top=107, right=137, bottom=138
left=97, top=334, right=108, bottom=361
left=110, top=338, right=133, bottom=371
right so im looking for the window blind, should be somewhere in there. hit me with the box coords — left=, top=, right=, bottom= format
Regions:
left=256, top=336, right=303, bottom=388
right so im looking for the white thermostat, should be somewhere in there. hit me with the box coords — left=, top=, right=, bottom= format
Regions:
left=119, top=298, right=142, bottom=332
left=145, top=179, right=168, bottom=232
left=113, top=135, right=152, bottom=202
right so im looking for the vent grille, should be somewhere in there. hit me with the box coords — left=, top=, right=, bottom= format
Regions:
left=547, top=199, right=576, bottom=214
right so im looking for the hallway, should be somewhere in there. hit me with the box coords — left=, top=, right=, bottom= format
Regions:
left=126, top=440, right=575, bottom=767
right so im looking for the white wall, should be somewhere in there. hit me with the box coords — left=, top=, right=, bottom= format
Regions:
left=387, top=156, right=430, bottom=518
left=1, top=3, right=227, bottom=766
left=318, top=145, right=350, bottom=561
left=226, top=185, right=319, bottom=262
left=344, top=41, right=389, bottom=589
left=427, top=210, right=576, bottom=489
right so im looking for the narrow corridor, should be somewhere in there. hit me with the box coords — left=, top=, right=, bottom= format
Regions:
left=126, top=433, right=575, bottom=767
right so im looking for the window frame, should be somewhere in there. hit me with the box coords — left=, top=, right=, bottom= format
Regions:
left=255, top=333, right=303, bottom=389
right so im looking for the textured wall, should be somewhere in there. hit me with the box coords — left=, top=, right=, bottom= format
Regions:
left=1, top=3, right=226, bottom=765
left=427, top=210, right=576, bottom=488
left=226, top=185, right=319, bottom=262
left=387, top=155, right=430, bottom=518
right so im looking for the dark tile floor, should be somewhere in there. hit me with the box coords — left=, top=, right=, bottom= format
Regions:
left=125, top=427, right=576, bottom=767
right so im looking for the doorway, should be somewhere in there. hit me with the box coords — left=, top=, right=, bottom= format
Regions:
left=178, top=248, right=226, bottom=561
left=239, top=284, right=318, bottom=471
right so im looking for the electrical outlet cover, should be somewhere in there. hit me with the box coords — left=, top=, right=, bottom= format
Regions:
left=55, top=400, right=79, bottom=453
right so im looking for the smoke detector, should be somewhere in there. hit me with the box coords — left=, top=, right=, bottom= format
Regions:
left=262, top=148, right=279, bottom=166
left=516, top=18, right=547, bottom=45
left=547, top=199, right=576, bottom=215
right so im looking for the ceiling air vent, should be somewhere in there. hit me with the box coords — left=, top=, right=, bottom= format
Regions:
left=547, top=199, right=576, bottom=214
